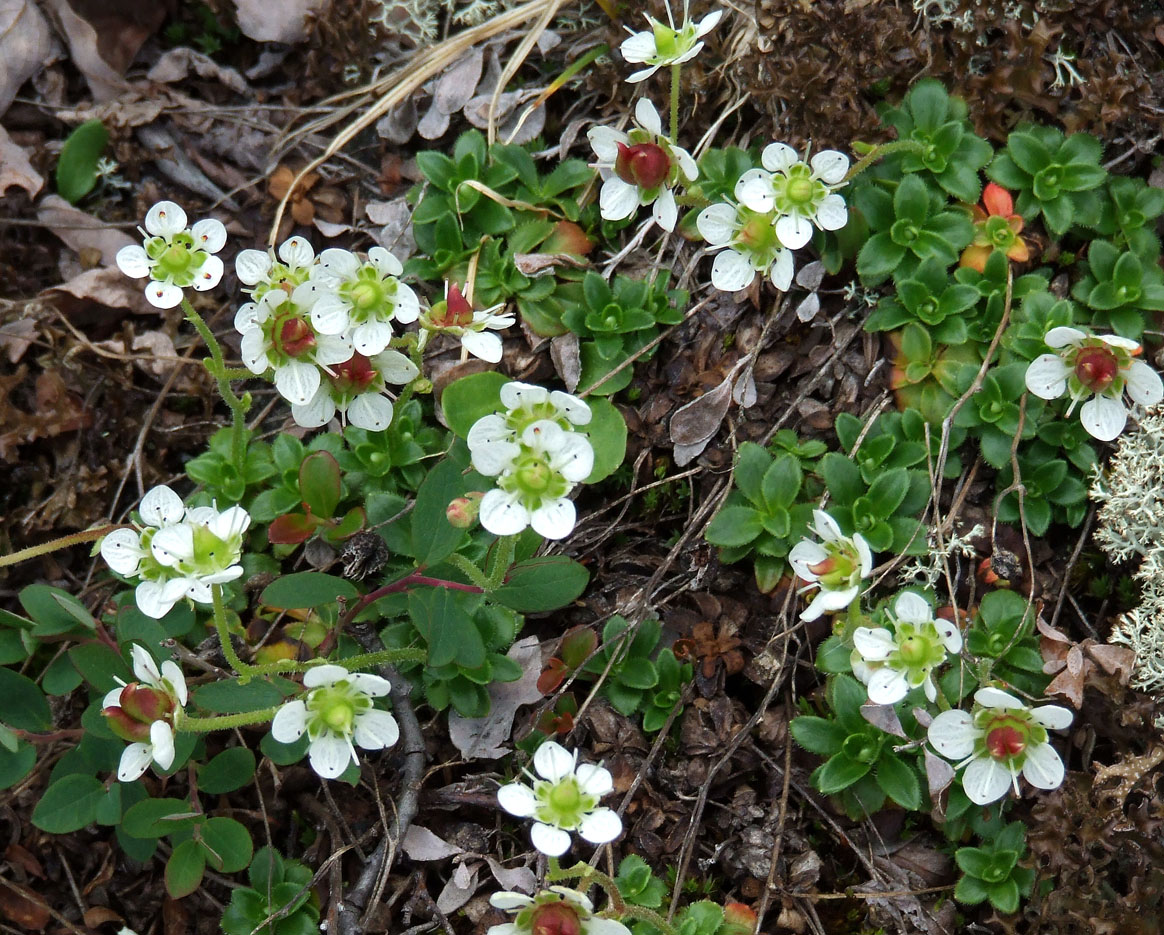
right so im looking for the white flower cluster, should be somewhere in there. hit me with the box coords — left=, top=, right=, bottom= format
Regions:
left=467, top=382, right=594, bottom=540
left=851, top=592, right=962, bottom=704
left=116, top=201, right=226, bottom=309
left=234, top=238, right=421, bottom=430
left=100, top=485, right=250, bottom=619
left=698, top=143, right=850, bottom=293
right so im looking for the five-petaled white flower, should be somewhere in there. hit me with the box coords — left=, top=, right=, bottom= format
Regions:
left=620, top=0, right=724, bottom=83
left=928, top=687, right=1072, bottom=805
left=270, top=664, right=400, bottom=780
left=697, top=198, right=794, bottom=293
left=235, top=236, right=318, bottom=303
left=309, top=247, right=420, bottom=356
left=1024, top=326, right=1164, bottom=441
left=496, top=741, right=623, bottom=856
left=587, top=98, right=698, bottom=232
left=291, top=349, right=419, bottom=432
left=788, top=510, right=873, bottom=622
left=736, top=143, right=850, bottom=249
left=417, top=281, right=515, bottom=363
left=488, top=887, right=631, bottom=935
left=851, top=592, right=962, bottom=704
left=102, top=645, right=188, bottom=782
left=116, top=201, right=226, bottom=309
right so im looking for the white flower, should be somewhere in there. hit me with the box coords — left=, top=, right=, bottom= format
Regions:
left=788, top=510, right=873, bottom=622
left=488, top=887, right=631, bottom=935
left=927, top=687, right=1073, bottom=805
left=1024, top=326, right=1163, bottom=441
left=851, top=592, right=962, bottom=704
left=235, top=288, right=355, bottom=406
left=620, top=0, right=724, bottom=83
left=270, top=664, right=399, bottom=779
left=116, top=201, right=226, bottom=309
left=145, top=503, right=251, bottom=618
left=309, top=247, right=420, bottom=356
left=235, top=236, right=318, bottom=303
left=102, top=645, right=187, bottom=782
left=697, top=197, right=794, bottom=293
left=736, top=143, right=849, bottom=249
left=587, top=98, right=698, bottom=232
left=417, top=281, right=514, bottom=363
left=497, top=741, right=623, bottom=856
left=100, top=485, right=188, bottom=578
left=291, top=349, right=419, bottom=432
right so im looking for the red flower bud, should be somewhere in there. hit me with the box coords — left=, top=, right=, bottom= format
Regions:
left=1074, top=346, right=1119, bottom=392
left=986, top=724, right=1025, bottom=759
left=333, top=353, right=378, bottom=393
left=530, top=903, right=582, bottom=935
left=614, top=142, right=672, bottom=190
left=119, top=683, right=174, bottom=724
left=103, top=704, right=154, bottom=743
left=277, top=316, right=316, bottom=357
left=445, top=491, right=483, bottom=529
left=443, top=283, right=476, bottom=327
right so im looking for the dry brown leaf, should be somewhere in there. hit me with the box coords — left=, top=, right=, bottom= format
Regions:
left=0, top=0, right=53, bottom=116
left=44, top=266, right=155, bottom=317
left=231, top=0, right=329, bottom=43
left=56, top=95, right=165, bottom=129
left=37, top=195, right=135, bottom=266
left=417, top=101, right=451, bottom=141
left=447, top=636, right=543, bottom=759
left=81, top=907, right=123, bottom=928
left=147, top=47, right=248, bottom=94
left=669, top=373, right=734, bottom=447
left=434, top=47, right=484, bottom=115
left=401, top=825, right=465, bottom=861
left=550, top=332, right=581, bottom=392
left=40, top=0, right=132, bottom=100
left=0, top=125, right=41, bottom=196
left=0, top=882, right=50, bottom=931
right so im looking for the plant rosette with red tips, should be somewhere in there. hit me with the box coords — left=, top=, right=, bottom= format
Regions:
left=927, top=687, right=1072, bottom=805
left=959, top=183, right=1030, bottom=273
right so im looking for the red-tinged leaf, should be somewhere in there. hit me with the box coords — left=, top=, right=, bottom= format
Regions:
left=267, top=513, right=315, bottom=545
left=537, top=659, right=567, bottom=695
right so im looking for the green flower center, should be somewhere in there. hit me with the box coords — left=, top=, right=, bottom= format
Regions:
left=651, top=21, right=680, bottom=58
left=187, top=524, right=239, bottom=575
left=786, top=176, right=816, bottom=206
left=306, top=682, right=372, bottom=740
left=351, top=280, right=383, bottom=311
left=533, top=776, right=597, bottom=829
left=738, top=212, right=779, bottom=255
left=146, top=233, right=206, bottom=286
left=517, top=458, right=553, bottom=493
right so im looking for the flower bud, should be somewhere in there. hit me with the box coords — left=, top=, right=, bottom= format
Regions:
left=1074, top=346, right=1119, bottom=392
left=333, top=353, right=378, bottom=393
left=530, top=902, right=582, bottom=935
left=277, top=316, right=316, bottom=357
left=446, top=491, right=483, bottom=528
left=103, top=703, right=154, bottom=743
left=986, top=724, right=1026, bottom=759
left=119, top=683, right=175, bottom=724
left=615, top=142, right=672, bottom=190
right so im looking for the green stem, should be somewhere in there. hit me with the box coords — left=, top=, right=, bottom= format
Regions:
left=0, top=525, right=117, bottom=569
left=212, top=584, right=255, bottom=681
left=175, top=706, right=279, bottom=733
left=236, top=647, right=427, bottom=680
left=181, top=297, right=252, bottom=472
left=844, top=140, right=929, bottom=183
left=546, top=862, right=679, bottom=935
left=446, top=552, right=492, bottom=590
left=485, top=535, right=517, bottom=591
left=669, top=62, right=681, bottom=142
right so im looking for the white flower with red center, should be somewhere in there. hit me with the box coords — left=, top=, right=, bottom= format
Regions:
left=619, top=0, right=724, bottom=83
left=234, top=236, right=318, bottom=303
left=927, top=687, right=1073, bottom=805
left=787, top=510, right=873, bottom=622
left=1024, top=326, right=1163, bottom=441
left=291, top=349, right=419, bottom=432
left=235, top=288, right=354, bottom=406
left=308, top=247, right=420, bottom=356
left=488, top=887, right=631, bottom=935
left=587, top=99, right=698, bottom=232
left=496, top=741, right=623, bottom=856
left=735, top=143, right=850, bottom=249
left=270, top=664, right=400, bottom=780
left=102, top=645, right=188, bottom=782
left=851, top=592, right=962, bottom=704
left=417, top=282, right=515, bottom=363
left=116, top=201, right=226, bottom=309
left=696, top=197, right=795, bottom=293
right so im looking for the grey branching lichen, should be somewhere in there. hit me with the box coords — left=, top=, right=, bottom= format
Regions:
left=1090, top=409, right=1164, bottom=690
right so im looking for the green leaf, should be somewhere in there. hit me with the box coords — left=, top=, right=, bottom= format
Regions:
left=200, top=816, right=253, bottom=872
left=493, top=555, right=589, bottom=611
left=0, top=668, right=52, bottom=731
left=121, top=797, right=200, bottom=839
left=815, top=635, right=854, bottom=673
left=954, top=872, right=991, bottom=906
left=260, top=573, right=358, bottom=610
left=618, top=657, right=659, bottom=690
left=733, top=442, right=772, bottom=504
left=416, top=151, right=456, bottom=189
left=298, top=451, right=342, bottom=519
left=584, top=397, right=628, bottom=483
left=165, top=839, right=207, bottom=898
left=789, top=716, right=847, bottom=755
left=762, top=455, right=802, bottom=510
left=411, top=457, right=468, bottom=567
left=705, top=505, right=764, bottom=547
left=31, top=774, right=105, bottom=833
left=442, top=371, right=508, bottom=439
left=193, top=678, right=285, bottom=714
left=984, top=877, right=1021, bottom=913
left=198, top=747, right=257, bottom=794
left=409, top=588, right=482, bottom=668
left=875, top=753, right=921, bottom=808
left=20, top=584, right=96, bottom=636
left=819, top=453, right=864, bottom=506
left=814, top=753, right=872, bottom=794
left=68, top=641, right=132, bottom=692
left=866, top=467, right=910, bottom=516
left=56, top=119, right=109, bottom=203
left=0, top=743, right=36, bottom=791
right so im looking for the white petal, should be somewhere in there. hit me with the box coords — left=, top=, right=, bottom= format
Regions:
left=761, top=142, right=798, bottom=173
left=353, top=320, right=394, bottom=357
left=531, top=498, right=577, bottom=540
left=1044, top=326, right=1086, bottom=349
left=151, top=524, right=194, bottom=567
left=353, top=709, right=400, bottom=750
left=192, top=254, right=223, bottom=291
left=711, top=250, right=757, bottom=292
left=815, top=193, right=849, bottom=231
left=160, top=660, right=188, bottom=705
left=619, top=31, right=657, bottom=64
left=1021, top=742, right=1065, bottom=790
left=314, top=335, right=355, bottom=366
left=549, top=391, right=591, bottom=425
left=529, top=823, right=572, bottom=857
left=550, top=433, right=594, bottom=483
left=392, top=283, right=421, bottom=323
left=937, top=619, right=963, bottom=654
left=270, top=704, right=308, bottom=745
left=788, top=540, right=828, bottom=578
left=810, top=150, right=850, bottom=184
left=974, top=687, right=1024, bottom=709
left=599, top=177, right=641, bottom=222
left=101, top=528, right=145, bottom=576
left=533, top=741, right=576, bottom=782
left=696, top=8, right=724, bottom=35
left=578, top=808, right=623, bottom=844
left=575, top=763, right=613, bottom=796
left=634, top=98, right=662, bottom=136
left=103, top=685, right=125, bottom=708
left=209, top=505, right=250, bottom=542
left=146, top=281, right=184, bottom=309
left=235, top=249, right=273, bottom=285
left=145, top=201, right=187, bottom=237
left=736, top=177, right=775, bottom=214
left=292, top=390, right=336, bottom=429
left=652, top=188, right=678, bottom=232
left=588, top=125, right=627, bottom=164
left=140, top=485, right=185, bottom=527
left=350, top=673, right=391, bottom=697
left=811, top=510, right=843, bottom=541
left=587, top=919, right=632, bottom=935
left=347, top=393, right=394, bottom=432
left=893, top=592, right=931, bottom=625
left=308, top=733, right=355, bottom=780
left=548, top=887, right=591, bottom=912
left=116, top=245, right=151, bottom=279
left=1024, top=355, right=1070, bottom=399
left=375, top=349, right=420, bottom=384
left=927, top=710, right=978, bottom=759
left=468, top=413, right=513, bottom=448
left=674, top=146, right=698, bottom=181
left=768, top=249, right=794, bottom=291
left=500, top=382, right=547, bottom=409
left=279, top=236, right=315, bottom=268
left=191, top=218, right=227, bottom=253
left=866, top=667, right=909, bottom=705
left=310, top=293, right=351, bottom=335
left=304, top=664, right=351, bottom=688
left=134, top=579, right=179, bottom=619
left=1125, top=360, right=1164, bottom=406
left=1080, top=393, right=1127, bottom=441
left=854, top=534, right=874, bottom=576
left=118, top=743, right=154, bottom=782
left=479, top=489, right=530, bottom=536
left=497, top=782, right=538, bottom=817
left=131, top=645, right=162, bottom=684
left=317, top=247, right=361, bottom=278
left=461, top=329, right=503, bottom=363
left=240, top=330, right=270, bottom=374
left=150, top=720, right=175, bottom=770
left=962, top=756, right=1014, bottom=805
left=365, top=246, right=402, bottom=277
left=733, top=168, right=772, bottom=201
left=1030, top=704, right=1073, bottom=730
left=852, top=627, right=895, bottom=661
left=696, top=203, right=738, bottom=245
left=775, top=213, right=813, bottom=250
left=489, top=893, right=534, bottom=911
left=275, top=361, right=322, bottom=406
left=470, top=439, right=521, bottom=477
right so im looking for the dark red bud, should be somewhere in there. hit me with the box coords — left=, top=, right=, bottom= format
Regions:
left=614, top=142, right=672, bottom=190
left=278, top=316, right=316, bottom=357
left=103, top=705, right=154, bottom=742
left=530, top=903, right=582, bottom=935
left=1074, top=347, right=1119, bottom=393
left=986, top=725, right=1025, bottom=759
left=444, top=283, right=476, bottom=326
left=333, top=353, right=378, bottom=393
left=119, top=683, right=174, bottom=724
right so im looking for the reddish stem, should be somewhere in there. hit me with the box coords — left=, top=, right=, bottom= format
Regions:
left=337, top=571, right=484, bottom=630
